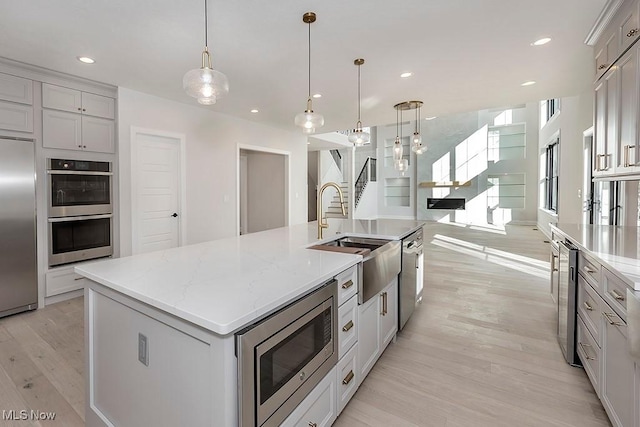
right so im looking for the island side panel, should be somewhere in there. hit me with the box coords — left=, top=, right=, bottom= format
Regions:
left=84, top=280, right=237, bottom=427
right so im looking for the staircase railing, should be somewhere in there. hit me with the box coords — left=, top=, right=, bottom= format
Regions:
left=329, top=149, right=342, bottom=173
left=354, top=157, right=376, bottom=209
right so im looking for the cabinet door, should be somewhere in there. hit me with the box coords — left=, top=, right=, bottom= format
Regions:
left=0, top=100, right=33, bottom=133
left=596, top=32, right=618, bottom=80
left=357, top=294, right=380, bottom=382
left=43, top=109, right=82, bottom=150
left=379, top=278, right=398, bottom=350
left=594, top=79, right=607, bottom=176
left=82, top=116, right=115, bottom=153
left=82, top=92, right=115, bottom=119
left=42, top=83, right=82, bottom=113
left=620, top=4, right=639, bottom=54
left=617, top=48, right=639, bottom=174
left=280, top=368, right=336, bottom=427
left=604, top=67, right=619, bottom=174
left=0, top=73, right=32, bottom=105
left=577, top=316, right=601, bottom=397
left=336, top=343, right=358, bottom=416
left=602, top=310, right=635, bottom=427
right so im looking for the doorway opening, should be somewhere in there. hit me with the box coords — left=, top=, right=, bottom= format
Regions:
left=237, top=146, right=290, bottom=235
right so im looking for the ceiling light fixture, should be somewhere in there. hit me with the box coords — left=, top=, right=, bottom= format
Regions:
left=312, top=93, right=322, bottom=98
left=393, top=104, right=408, bottom=174
left=294, top=12, right=324, bottom=134
left=532, top=37, right=551, bottom=46
left=77, top=56, right=95, bottom=64
left=400, top=72, right=413, bottom=78
left=425, top=116, right=437, bottom=120
left=395, top=100, right=427, bottom=155
left=521, top=81, right=536, bottom=86
left=348, top=58, right=370, bottom=147
left=183, top=0, right=229, bottom=105
left=250, top=109, right=259, bottom=113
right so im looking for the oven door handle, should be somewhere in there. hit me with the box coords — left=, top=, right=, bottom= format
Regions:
left=48, top=213, right=113, bottom=222
left=47, top=170, right=113, bottom=176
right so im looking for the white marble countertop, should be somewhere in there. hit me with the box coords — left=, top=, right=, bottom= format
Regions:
left=76, top=219, right=424, bottom=336
left=551, top=223, right=640, bottom=290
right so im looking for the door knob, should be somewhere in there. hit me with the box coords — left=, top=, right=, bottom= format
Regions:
left=171, top=213, right=178, bottom=218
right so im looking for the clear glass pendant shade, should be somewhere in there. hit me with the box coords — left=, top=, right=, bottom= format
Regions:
left=183, top=50, right=229, bottom=105
left=395, top=158, right=409, bottom=175
left=348, top=123, right=370, bottom=146
left=294, top=100, right=324, bottom=134
left=393, top=137, right=403, bottom=161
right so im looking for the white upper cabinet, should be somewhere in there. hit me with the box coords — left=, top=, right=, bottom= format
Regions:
left=42, top=83, right=115, bottom=119
left=0, top=73, right=33, bottom=105
left=619, top=0, right=640, bottom=54
left=595, top=31, right=618, bottom=80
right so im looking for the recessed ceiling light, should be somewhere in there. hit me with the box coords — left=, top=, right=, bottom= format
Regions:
left=400, top=72, right=413, bottom=78
left=312, top=93, right=322, bottom=98
left=532, top=37, right=552, bottom=46
left=77, top=56, right=95, bottom=64
left=521, top=81, right=536, bottom=86
left=425, top=116, right=437, bottom=120
left=250, top=109, right=259, bottom=113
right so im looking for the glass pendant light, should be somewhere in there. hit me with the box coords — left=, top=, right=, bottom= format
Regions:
left=348, top=58, right=370, bottom=146
left=294, top=12, right=324, bottom=134
left=183, top=0, right=229, bottom=105
left=411, top=102, right=427, bottom=154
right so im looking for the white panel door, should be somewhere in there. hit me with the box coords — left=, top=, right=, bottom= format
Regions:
left=133, top=132, right=181, bottom=254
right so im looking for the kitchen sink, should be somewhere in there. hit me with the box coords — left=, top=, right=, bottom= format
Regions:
left=310, top=236, right=401, bottom=304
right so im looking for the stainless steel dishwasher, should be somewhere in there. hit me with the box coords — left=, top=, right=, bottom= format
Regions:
left=399, top=228, right=424, bottom=330
left=557, top=239, right=581, bottom=366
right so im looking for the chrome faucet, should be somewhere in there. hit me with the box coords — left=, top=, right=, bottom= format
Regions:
left=317, top=182, right=346, bottom=239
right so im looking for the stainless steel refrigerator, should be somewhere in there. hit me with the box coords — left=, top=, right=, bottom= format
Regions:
left=0, top=137, right=37, bottom=317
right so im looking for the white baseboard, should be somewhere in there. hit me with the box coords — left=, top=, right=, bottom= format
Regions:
left=44, top=289, right=83, bottom=306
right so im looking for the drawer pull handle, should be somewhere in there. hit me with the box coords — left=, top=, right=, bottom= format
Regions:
left=308, top=423, right=317, bottom=427
left=342, top=320, right=354, bottom=332
left=598, top=64, right=608, bottom=70
left=342, top=370, right=355, bottom=385
left=609, top=289, right=625, bottom=301
left=578, top=342, right=595, bottom=360
left=627, top=28, right=638, bottom=37
left=583, top=301, right=593, bottom=311
left=381, top=291, right=388, bottom=316
left=341, top=280, right=354, bottom=290
left=603, top=312, right=624, bottom=326
left=586, top=269, right=596, bottom=274
left=74, top=277, right=84, bottom=281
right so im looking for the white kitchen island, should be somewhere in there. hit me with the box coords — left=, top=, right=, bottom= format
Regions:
left=76, top=219, right=424, bottom=427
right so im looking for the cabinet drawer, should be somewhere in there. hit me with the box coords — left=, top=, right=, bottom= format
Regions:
left=338, top=294, right=357, bottom=359
left=46, top=266, right=86, bottom=297
left=280, top=368, right=336, bottom=427
left=336, top=265, right=358, bottom=307
left=336, top=343, right=358, bottom=416
left=0, top=73, right=32, bottom=105
left=0, top=100, right=33, bottom=133
left=577, top=316, right=600, bottom=397
left=579, top=251, right=601, bottom=291
left=603, top=267, right=630, bottom=319
left=578, top=274, right=602, bottom=345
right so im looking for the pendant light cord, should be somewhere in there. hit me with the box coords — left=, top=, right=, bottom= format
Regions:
left=204, top=0, right=208, bottom=49
left=307, top=20, right=311, bottom=99
left=357, top=64, right=361, bottom=122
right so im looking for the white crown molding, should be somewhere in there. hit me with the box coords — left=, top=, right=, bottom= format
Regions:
left=584, top=0, right=625, bottom=45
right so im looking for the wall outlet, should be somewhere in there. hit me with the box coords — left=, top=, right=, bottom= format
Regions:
left=138, top=333, right=149, bottom=366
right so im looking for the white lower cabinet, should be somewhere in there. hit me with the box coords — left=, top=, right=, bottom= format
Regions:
left=602, top=310, right=635, bottom=427
left=357, top=277, right=398, bottom=384
left=577, top=316, right=601, bottom=397
left=336, top=343, right=358, bottom=416
left=46, top=265, right=86, bottom=297
left=281, top=367, right=337, bottom=427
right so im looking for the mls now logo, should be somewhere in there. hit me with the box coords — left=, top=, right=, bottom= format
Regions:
left=2, top=410, right=56, bottom=421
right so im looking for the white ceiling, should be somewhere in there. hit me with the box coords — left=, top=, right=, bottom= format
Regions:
left=0, top=0, right=606, bottom=133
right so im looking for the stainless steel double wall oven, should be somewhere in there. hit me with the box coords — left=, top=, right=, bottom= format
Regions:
left=236, top=281, right=338, bottom=427
left=47, top=158, right=113, bottom=266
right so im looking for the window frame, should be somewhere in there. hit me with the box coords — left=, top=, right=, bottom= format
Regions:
left=543, top=137, right=560, bottom=213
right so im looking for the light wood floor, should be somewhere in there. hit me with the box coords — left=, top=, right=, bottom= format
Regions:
left=0, top=223, right=610, bottom=426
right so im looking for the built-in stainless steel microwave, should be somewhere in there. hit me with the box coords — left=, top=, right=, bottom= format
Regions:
left=47, top=158, right=112, bottom=217
left=236, top=281, right=338, bottom=427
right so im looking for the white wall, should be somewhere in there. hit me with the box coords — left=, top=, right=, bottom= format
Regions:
left=354, top=182, right=379, bottom=219
left=537, top=93, right=593, bottom=237
left=118, top=88, right=307, bottom=256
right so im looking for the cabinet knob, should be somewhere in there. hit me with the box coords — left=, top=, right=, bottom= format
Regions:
left=627, top=28, right=638, bottom=37
left=77, top=107, right=82, bottom=111
left=171, top=212, right=178, bottom=218
left=83, top=145, right=87, bottom=149
left=308, top=423, right=317, bottom=427
left=82, top=108, right=86, bottom=112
